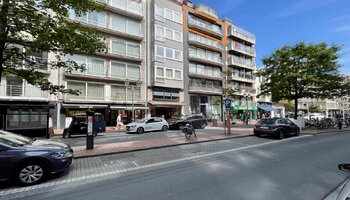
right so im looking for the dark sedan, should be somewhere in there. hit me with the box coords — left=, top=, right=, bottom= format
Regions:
left=0, top=130, right=73, bottom=186
left=254, top=118, right=300, bottom=139
left=168, top=114, right=207, bottom=130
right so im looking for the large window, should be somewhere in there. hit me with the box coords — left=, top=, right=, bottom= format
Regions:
left=66, top=82, right=104, bottom=100
left=155, top=45, right=182, bottom=61
left=155, top=5, right=181, bottom=23
left=110, top=14, right=141, bottom=36
left=110, top=0, right=141, bottom=15
left=111, top=62, right=140, bottom=80
left=155, top=5, right=164, bottom=21
left=6, top=108, right=48, bottom=130
left=111, top=85, right=141, bottom=102
left=188, top=62, right=222, bottom=78
left=69, top=11, right=106, bottom=28
left=155, top=66, right=182, bottom=82
left=67, top=55, right=105, bottom=77
left=155, top=25, right=182, bottom=42
left=153, top=88, right=180, bottom=101
left=111, top=38, right=140, bottom=58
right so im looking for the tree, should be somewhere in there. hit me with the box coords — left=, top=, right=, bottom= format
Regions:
left=257, top=42, right=350, bottom=119
left=308, top=103, right=321, bottom=113
left=279, top=100, right=295, bottom=112
left=0, top=0, right=107, bottom=95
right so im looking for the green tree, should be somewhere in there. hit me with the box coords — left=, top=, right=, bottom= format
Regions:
left=308, top=103, right=321, bottom=113
left=0, top=0, right=107, bottom=95
left=279, top=100, right=295, bottom=112
left=257, top=42, right=350, bottom=119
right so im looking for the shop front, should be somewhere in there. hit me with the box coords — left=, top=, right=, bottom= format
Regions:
left=190, top=95, right=222, bottom=121
left=231, top=105, right=258, bottom=121
left=149, top=102, right=182, bottom=119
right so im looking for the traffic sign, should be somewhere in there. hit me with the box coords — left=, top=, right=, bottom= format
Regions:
left=225, top=98, right=232, bottom=110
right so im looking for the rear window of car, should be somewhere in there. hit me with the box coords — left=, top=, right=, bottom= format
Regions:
left=259, top=119, right=277, bottom=124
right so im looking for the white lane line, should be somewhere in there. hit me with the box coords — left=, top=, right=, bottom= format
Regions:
left=133, top=161, right=140, bottom=167
left=0, top=135, right=311, bottom=196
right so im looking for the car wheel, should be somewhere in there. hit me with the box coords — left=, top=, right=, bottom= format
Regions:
left=254, top=133, right=261, bottom=137
left=162, top=125, right=168, bottom=131
left=200, top=123, right=206, bottom=129
left=279, top=130, right=284, bottom=140
left=63, top=130, right=70, bottom=139
left=15, top=161, right=48, bottom=186
left=295, top=129, right=300, bottom=136
left=137, top=127, right=144, bottom=134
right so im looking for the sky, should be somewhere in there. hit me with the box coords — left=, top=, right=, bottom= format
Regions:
left=192, top=0, right=350, bottom=75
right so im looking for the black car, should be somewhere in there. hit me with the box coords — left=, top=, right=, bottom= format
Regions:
left=168, top=114, right=207, bottom=130
left=254, top=118, right=300, bottom=139
left=63, top=113, right=106, bottom=138
left=0, top=130, right=73, bottom=186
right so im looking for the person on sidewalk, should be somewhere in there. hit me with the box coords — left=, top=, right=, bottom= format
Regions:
left=116, top=114, right=123, bottom=130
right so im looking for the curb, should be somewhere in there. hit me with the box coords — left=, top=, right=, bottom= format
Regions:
left=73, top=133, right=254, bottom=159
left=301, top=128, right=350, bottom=136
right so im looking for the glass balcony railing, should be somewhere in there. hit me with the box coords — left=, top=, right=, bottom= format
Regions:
left=188, top=17, right=223, bottom=35
left=229, top=56, right=255, bottom=69
left=189, top=85, right=222, bottom=93
left=97, top=0, right=142, bottom=16
left=189, top=50, right=223, bottom=65
left=189, top=33, right=223, bottom=50
left=193, top=4, right=218, bottom=19
left=229, top=42, right=255, bottom=56
left=1, top=85, right=48, bottom=98
left=66, top=88, right=105, bottom=101
left=230, top=25, right=255, bottom=44
left=232, top=73, right=255, bottom=80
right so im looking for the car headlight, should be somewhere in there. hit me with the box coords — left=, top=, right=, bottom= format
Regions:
left=129, top=125, right=137, bottom=128
left=52, top=151, right=73, bottom=159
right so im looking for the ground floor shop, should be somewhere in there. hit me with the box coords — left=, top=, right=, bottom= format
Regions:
left=59, top=103, right=148, bottom=128
left=0, top=101, right=54, bottom=137
left=190, top=95, right=222, bottom=121
left=149, top=104, right=182, bottom=119
left=231, top=105, right=258, bottom=121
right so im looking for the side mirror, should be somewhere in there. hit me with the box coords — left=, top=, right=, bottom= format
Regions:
left=338, top=164, right=350, bottom=173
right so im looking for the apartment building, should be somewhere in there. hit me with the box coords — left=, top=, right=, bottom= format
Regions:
left=298, top=98, right=349, bottom=117
left=225, top=20, right=257, bottom=120
left=57, top=0, right=147, bottom=128
left=182, top=1, right=225, bottom=119
left=146, top=0, right=184, bottom=119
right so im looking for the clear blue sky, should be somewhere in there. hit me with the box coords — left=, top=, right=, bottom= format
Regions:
left=192, top=0, right=350, bottom=75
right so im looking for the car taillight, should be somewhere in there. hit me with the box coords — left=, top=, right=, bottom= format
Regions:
left=271, top=125, right=279, bottom=129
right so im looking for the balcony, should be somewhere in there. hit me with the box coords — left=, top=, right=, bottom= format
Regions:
left=229, top=56, right=255, bottom=70
left=0, top=85, right=48, bottom=100
left=231, top=73, right=255, bottom=83
left=228, top=42, right=255, bottom=57
left=97, top=0, right=143, bottom=20
left=193, top=4, right=218, bottom=19
left=228, top=25, right=255, bottom=45
left=189, top=85, right=222, bottom=95
left=66, top=88, right=105, bottom=101
left=189, top=51, right=224, bottom=67
left=188, top=33, right=223, bottom=52
left=188, top=17, right=223, bottom=39
left=232, top=86, right=256, bottom=96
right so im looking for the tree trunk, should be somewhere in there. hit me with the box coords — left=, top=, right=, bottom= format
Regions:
left=294, top=96, right=298, bottom=120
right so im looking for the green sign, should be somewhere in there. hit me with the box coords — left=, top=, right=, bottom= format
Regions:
left=231, top=106, right=257, bottom=111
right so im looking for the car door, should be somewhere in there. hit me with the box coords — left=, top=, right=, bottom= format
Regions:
left=154, top=118, right=163, bottom=130
left=287, top=119, right=298, bottom=134
left=0, top=144, right=16, bottom=180
left=145, top=119, right=155, bottom=131
left=279, top=119, right=291, bottom=134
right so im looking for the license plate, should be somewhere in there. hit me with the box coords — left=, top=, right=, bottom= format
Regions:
left=260, top=126, right=269, bottom=129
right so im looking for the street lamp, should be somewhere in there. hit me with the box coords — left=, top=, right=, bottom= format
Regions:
left=127, top=80, right=142, bottom=122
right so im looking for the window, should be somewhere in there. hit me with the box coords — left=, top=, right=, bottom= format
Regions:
left=155, top=25, right=164, bottom=39
left=111, top=85, right=126, bottom=101
left=155, top=5, right=164, bottom=21
left=189, top=63, right=196, bottom=74
left=111, top=62, right=126, bottom=79
left=111, top=38, right=140, bottom=58
left=87, top=58, right=104, bottom=76
left=174, top=50, right=182, bottom=61
left=166, top=48, right=173, bottom=59
left=175, top=31, right=182, bottom=42
left=127, top=65, right=140, bottom=80
left=88, top=12, right=106, bottom=27
left=87, top=84, right=104, bottom=100
left=128, top=0, right=141, bottom=14
left=165, top=9, right=172, bottom=20
left=127, top=43, right=140, bottom=57
left=156, top=46, right=165, bottom=61
left=6, top=77, right=23, bottom=97
left=165, top=28, right=173, bottom=39
left=67, top=82, right=86, bottom=100
left=174, top=12, right=182, bottom=23
left=110, top=15, right=141, bottom=36
left=156, top=67, right=164, bottom=82
left=175, top=70, right=182, bottom=80
left=111, top=39, right=126, bottom=55
left=166, top=69, right=173, bottom=78
left=153, top=88, right=180, bottom=101
left=127, top=20, right=141, bottom=36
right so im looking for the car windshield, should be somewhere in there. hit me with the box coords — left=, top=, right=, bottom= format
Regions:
left=259, top=119, right=277, bottom=125
left=180, top=116, right=188, bottom=120
left=0, top=130, right=31, bottom=147
left=136, top=118, right=147, bottom=123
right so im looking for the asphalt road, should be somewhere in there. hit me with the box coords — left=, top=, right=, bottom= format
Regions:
left=10, top=131, right=350, bottom=200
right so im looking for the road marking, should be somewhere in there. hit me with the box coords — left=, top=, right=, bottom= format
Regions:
left=133, top=161, right=140, bottom=167
left=0, top=135, right=311, bottom=197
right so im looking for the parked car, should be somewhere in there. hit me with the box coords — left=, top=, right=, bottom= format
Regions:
left=63, top=113, right=106, bottom=138
left=168, top=114, right=207, bottom=130
left=0, top=130, right=73, bottom=186
left=254, top=118, right=300, bottom=139
left=126, top=117, right=169, bottom=134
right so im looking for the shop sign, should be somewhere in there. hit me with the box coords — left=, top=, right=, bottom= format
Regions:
left=232, top=106, right=258, bottom=111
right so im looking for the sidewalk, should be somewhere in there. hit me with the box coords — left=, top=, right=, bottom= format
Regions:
left=70, top=126, right=350, bottom=158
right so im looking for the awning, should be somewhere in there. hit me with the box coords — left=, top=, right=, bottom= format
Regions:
left=258, top=105, right=278, bottom=112
left=62, top=103, right=108, bottom=108
left=109, top=105, right=148, bottom=110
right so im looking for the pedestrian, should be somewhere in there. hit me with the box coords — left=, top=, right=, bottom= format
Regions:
left=116, top=114, right=123, bottom=130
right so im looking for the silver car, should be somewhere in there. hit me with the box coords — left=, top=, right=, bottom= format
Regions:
left=126, top=117, right=169, bottom=134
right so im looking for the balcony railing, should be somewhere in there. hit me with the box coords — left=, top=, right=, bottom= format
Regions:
left=189, top=51, right=223, bottom=65
left=229, top=56, right=255, bottom=69
left=230, top=25, right=255, bottom=44
left=98, top=0, right=143, bottom=16
left=232, top=73, right=255, bottom=80
left=189, top=85, right=222, bottom=93
left=189, top=33, right=223, bottom=50
left=193, top=4, right=218, bottom=19
left=66, top=88, right=105, bottom=101
left=229, top=42, right=255, bottom=56
left=0, top=85, right=48, bottom=99
left=232, top=86, right=256, bottom=95
left=188, top=17, right=223, bottom=36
